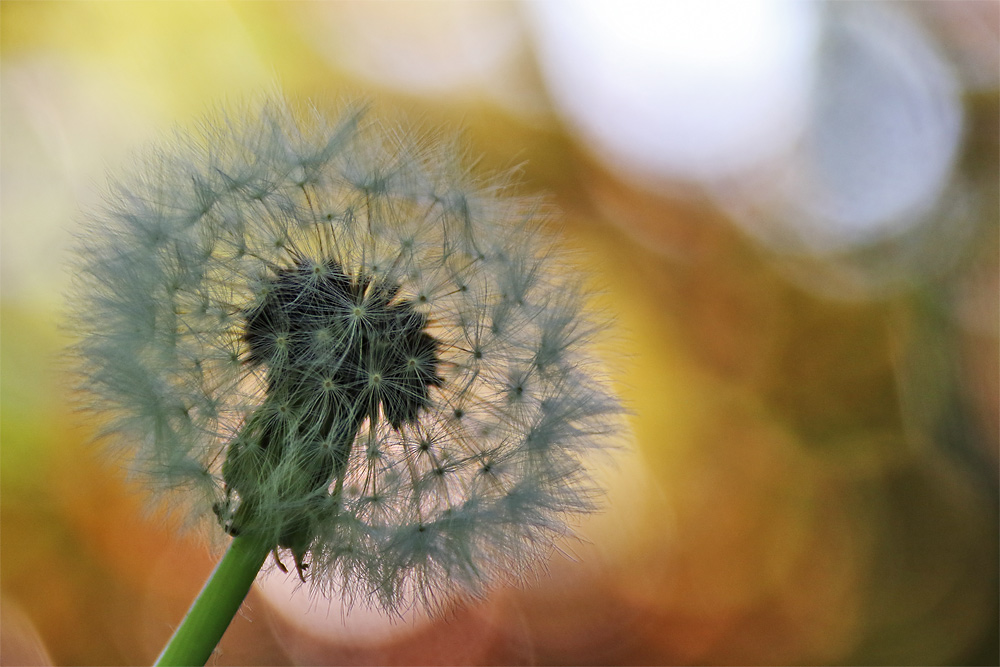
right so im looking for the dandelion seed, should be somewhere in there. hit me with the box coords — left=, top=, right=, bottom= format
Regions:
left=71, top=97, right=621, bottom=613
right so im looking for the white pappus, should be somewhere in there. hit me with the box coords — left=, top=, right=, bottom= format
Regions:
left=70, top=97, right=622, bottom=612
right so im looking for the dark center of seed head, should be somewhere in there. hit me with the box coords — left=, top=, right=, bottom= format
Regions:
left=243, top=258, right=443, bottom=430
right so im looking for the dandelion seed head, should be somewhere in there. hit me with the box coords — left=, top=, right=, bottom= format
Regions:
left=71, top=97, right=621, bottom=612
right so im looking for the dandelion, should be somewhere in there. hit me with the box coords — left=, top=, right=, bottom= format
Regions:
left=71, top=97, right=621, bottom=664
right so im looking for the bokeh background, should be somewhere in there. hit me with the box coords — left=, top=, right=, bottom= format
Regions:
left=1, top=1, right=997, bottom=665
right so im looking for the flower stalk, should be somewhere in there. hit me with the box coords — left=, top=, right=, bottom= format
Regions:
left=155, top=535, right=272, bottom=667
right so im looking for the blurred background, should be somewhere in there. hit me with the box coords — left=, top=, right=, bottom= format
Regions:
left=1, top=1, right=997, bottom=665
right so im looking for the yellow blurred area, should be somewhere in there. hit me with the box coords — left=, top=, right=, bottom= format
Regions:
left=2, top=2, right=997, bottom=665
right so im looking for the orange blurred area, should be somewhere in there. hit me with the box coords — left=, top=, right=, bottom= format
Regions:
left=1, top=2, right=997, bottom=665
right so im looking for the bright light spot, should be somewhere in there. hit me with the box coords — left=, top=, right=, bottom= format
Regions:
left=527, top=0, right=819, bottom=180
left=722, top=3, right=964, bottom=254
left=800, top=3, right=963, bottom=244
left=299, top=3, right=521, bottom=94
left=257, top=571, right=430, bottom=643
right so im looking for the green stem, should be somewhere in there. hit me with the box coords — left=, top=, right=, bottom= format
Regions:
left=154, top=535, right=272, bottom=667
